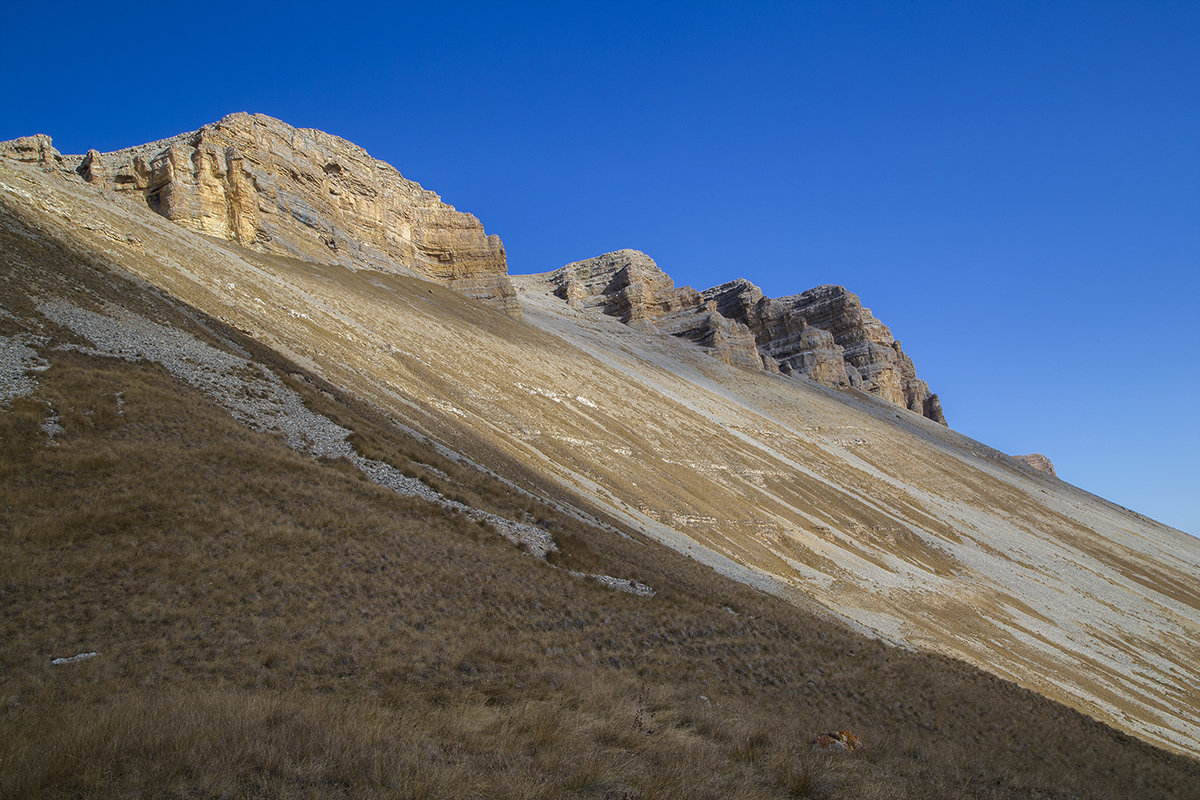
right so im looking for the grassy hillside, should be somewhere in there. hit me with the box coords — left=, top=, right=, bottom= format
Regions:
left=3, top=205, right=1199, bottom=798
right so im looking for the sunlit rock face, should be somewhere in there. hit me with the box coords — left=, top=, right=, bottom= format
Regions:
left=549, top=250, right=764, bottom=369
left=58, top=113, right=518, bottom=314
left=0, top=134, right=62, bottom=166
left=703, top=280, right=946, bottom=424
left=548, top=250, right=945, bottom=423
left=1014, top=453, right=1057, bottom=476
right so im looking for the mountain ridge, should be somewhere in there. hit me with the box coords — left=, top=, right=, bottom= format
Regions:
left=2, top=117, right=1199, bottom=771
left=5, top=114, right=943, bottom=423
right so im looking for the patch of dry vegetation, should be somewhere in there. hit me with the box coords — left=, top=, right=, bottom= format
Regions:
left=2, top=207, right=1198, bottom=798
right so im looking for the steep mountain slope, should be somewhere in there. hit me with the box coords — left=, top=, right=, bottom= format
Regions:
left=3, top=117, right=1199, bottom=782
left=6, top=165, right=1200, bottom=800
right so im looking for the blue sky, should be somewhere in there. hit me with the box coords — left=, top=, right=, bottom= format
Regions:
left=4, top=1, right=1198, bottom=534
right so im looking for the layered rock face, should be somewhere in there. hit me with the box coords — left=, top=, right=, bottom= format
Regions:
left=5, top=114, right=517, bottom=313
left=0, top=134, right=63, bottom=166
left=551, top=252, right=945, bottom=423
left=550, top=250, right=764, bottom=369
left=704, top=280, right=945, bottom=424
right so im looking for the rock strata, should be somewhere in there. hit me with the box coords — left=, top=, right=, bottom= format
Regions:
left=704, top=280, right=945, bottom=424
left=550, top=252, right=945, bottom=423
left=2, top=115, right=517, bottom=314
left=0, top=134, right=62, bottom=166
left=550, top=250, right=763, bottom=369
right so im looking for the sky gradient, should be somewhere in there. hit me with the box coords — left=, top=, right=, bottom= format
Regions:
left=3, top=1, right=1198, bottom=534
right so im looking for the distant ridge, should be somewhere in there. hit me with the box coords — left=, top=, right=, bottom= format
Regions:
left=544, top=249, right=945, bottom=423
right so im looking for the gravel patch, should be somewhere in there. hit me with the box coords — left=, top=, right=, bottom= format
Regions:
left=35, top=299, right=557, bottom=556
left=0, top=334, right=48, bottom=404
left=567, top=572, right=656, bottom=596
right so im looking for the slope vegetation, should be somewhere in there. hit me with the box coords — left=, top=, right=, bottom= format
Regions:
left=2, top=145, right=1199, bottom=796
left=3, top=182, right=1199, bottom=800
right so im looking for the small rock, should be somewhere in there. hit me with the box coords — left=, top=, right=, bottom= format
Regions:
left=51, top=652, right=98, bottom=665
left=812, top=730, right=861, bottom=752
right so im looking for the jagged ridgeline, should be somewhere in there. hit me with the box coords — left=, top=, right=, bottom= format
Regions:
left=546, top=249, right=945, bottom=424
left=2, top=113, right=942, bottom=423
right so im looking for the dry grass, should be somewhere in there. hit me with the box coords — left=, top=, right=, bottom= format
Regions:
left=2, top=206, right=1199, bottom=798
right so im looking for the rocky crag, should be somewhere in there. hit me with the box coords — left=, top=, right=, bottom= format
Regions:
left=548, top=250, right=945, bottom=423
left=549, top=250, right=765, bottom=370
left=1014, top=453, right=1057, bottom=476
left=1, top=115, right=518, bottom=314
left=3, top=119, right=939, bottom=420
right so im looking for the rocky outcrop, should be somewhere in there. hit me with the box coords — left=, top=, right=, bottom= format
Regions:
left=1014, top=453, right=1057, bottom=477
left=0, top=134, right=63, bottom=166
left=3, top=115, right=517, bottom=314
left=550, top=250, right=764, bottom=369
left=703, top=280, right=945, bottom=424
left=703, top=279, right=852, bottom=387
left=546, top=253, right=945, bottom=423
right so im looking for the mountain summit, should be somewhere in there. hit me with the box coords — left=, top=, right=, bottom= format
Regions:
left=4, top=112, right=518, bottom=313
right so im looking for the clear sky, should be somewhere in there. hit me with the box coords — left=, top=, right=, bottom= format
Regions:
left=4, top=1, right=1198, bottom=534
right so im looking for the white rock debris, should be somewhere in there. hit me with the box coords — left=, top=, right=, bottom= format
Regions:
left=568, top=572, right=656, bottom=596
left=40, top=405, right=64, bottom=441
left=0, top=334, right=48, bottom=403
left=37, top=300, right=557, bottom=557
left=51, top=652, right=98, bottom=665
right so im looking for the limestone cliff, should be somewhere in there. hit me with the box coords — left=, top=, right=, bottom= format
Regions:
left=3, top=114, right=518, bottom=314
left=550, top=250, right=765, bottom=369
left=704, top=280, right=945, bottom=424
left=548, top=251, right=944, bottom=423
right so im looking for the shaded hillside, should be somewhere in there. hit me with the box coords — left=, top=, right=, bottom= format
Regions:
left=2, top=200, right=1198, bottom=799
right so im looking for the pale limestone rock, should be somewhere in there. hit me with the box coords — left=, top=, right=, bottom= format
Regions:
left=547, top=253, right=945, bottom=422
left=0, top=134, right=62, bottom=166
left=703, top=279, right=852, bottom=388
left=550, top=250, right=762, bottom=369
left=76, top=149, right=105, bottom=185
left=704, top=280, right=946, bottom=425
left=51, top=113, right=518, bottom=314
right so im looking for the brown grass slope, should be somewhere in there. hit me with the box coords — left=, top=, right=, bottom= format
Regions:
left=4, top=157, right=1199, bottom=757
left=3, top=189, right=1200, bottom=798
